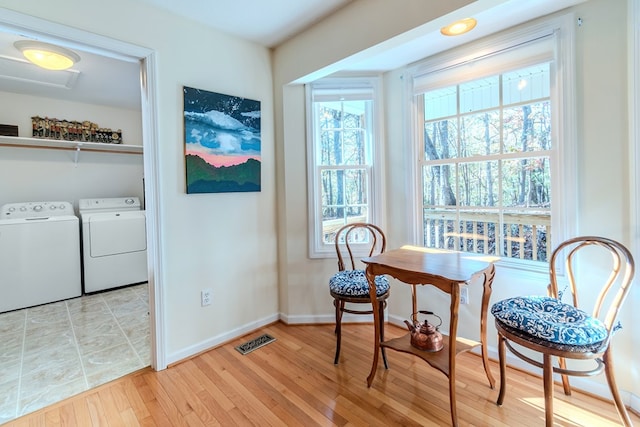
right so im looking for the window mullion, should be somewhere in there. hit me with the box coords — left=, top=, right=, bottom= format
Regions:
left=455, top=86, right=461, bottom=251
left=498, top=73, right=505, bottom=258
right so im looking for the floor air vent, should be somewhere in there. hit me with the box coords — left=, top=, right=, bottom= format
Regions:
left=235, top=334, right=276, bottom=355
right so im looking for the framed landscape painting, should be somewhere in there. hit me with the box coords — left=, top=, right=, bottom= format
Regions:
left=183, top=86, right=261, bottom=193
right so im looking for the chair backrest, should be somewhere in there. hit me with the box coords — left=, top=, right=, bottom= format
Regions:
left=548, top=236, right=635, bottom=334
left=334, top=223, right=386, bottom=271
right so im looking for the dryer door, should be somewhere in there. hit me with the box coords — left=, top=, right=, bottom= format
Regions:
left=88, top=211, right=147, bottom=257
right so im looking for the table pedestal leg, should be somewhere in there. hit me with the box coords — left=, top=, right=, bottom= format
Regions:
left=449, top=374, right=458, bottom=427
left=480, top=264, right=496, bottom=389
left=449, top=283, right=460, bottom=427
left=366, top=267, right=379, bottom=387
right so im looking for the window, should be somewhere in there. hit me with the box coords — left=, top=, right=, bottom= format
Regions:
left=409, top=16, right=576, bottom=270
left=306, top=77, right=384, bottom=257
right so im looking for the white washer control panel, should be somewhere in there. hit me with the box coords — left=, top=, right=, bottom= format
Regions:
left=1, top=201, right=75, bottom=219
left=78, top=197, right=142, bottom=213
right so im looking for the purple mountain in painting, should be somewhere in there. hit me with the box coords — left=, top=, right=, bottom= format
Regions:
left=185, top=154, right=260, bottom=193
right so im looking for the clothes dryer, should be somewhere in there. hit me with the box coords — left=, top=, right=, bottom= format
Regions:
left=79, top=197, right=148, bottom=293
left=0, top=201, right=82, bottom=312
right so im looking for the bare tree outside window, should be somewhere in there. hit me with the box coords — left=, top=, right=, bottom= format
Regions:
left=317, top=100, right=371, bottom=244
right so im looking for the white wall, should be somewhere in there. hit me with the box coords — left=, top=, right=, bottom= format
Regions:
left=570, top=0, right=636, bottom=399
left=0, top=91, right=144, bottom=208
left=273, top=0, right=476, bottom=85
left=275, top=0, right=638, bottom=408
left=0, top=0, right=278, bottom=364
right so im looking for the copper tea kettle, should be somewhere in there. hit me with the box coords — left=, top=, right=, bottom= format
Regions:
left=404, top=310, right=444, bottom=352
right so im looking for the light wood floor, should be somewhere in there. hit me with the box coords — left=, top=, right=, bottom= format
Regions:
left=5, top=322, right=639, bottom=426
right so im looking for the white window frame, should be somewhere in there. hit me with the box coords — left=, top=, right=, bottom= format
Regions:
left=631, top=0, right=640, bottom=264
left=306, top=76, right=385, bottom=258
left=406, top=13, right=577, bottom=274
left=629, top=0, right=640, bottom=415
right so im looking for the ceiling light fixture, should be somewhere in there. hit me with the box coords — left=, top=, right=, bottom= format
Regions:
left=440, top=18, right=477, bottom=36
left=14, top=40, right=81, bottom=71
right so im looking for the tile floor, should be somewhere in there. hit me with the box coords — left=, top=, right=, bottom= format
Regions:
left=0, top=283, right=150, bottom=424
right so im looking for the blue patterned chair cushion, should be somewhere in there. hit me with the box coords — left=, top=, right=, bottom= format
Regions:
left=491, top=296, right=607, bottom=346
left=329, top=270, right=390, bottom=298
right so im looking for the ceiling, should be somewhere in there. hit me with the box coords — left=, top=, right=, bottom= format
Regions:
left=138, top=0, right=354, bottom=49
left=0, top=30, right=141, bottom=110
left=0, top=0, right=585, bottom=111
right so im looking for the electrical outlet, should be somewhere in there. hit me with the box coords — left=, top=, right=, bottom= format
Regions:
left=201, top=288, right=212, bottom=306
left=460, top=286, right=469, bottom=305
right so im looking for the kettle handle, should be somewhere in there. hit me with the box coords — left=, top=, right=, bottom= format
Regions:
left=411, top=310, right=443, bottom=329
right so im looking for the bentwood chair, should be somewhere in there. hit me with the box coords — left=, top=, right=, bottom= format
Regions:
left=329, top=223, right=390, bottom=367
left=491, top=236, right=635, bottom=427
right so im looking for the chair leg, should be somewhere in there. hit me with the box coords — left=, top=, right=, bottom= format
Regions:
left=543, top=353, right=554, bottom=427
left=603, top=349, right=633, bottom=427
left=334, top=299, right=344, bottom=365
left=496, top=333, right=507, bottom=406
left=379, top=300, right=388, bottom=369
left=333, top=299, right=340, bottom=334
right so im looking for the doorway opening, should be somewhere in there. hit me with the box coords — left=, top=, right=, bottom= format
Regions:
left=0, top=8, right=164, bottom=422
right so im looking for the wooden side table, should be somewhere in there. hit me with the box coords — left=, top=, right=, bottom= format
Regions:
left=363, top=246, right=496, bottom=427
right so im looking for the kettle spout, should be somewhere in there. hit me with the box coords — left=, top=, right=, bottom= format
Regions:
left=403, top=320, right=414, bottom=332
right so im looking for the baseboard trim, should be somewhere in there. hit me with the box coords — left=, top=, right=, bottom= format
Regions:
left=166, top=313, right=279, bottom=366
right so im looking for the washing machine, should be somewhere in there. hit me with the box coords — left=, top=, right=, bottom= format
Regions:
left=0, top=201, right=82, bottom=313
left=79, top=197, right=148, bottom=293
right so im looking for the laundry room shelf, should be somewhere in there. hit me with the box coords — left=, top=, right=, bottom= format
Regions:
left=0, top=136, right=143, bottom=161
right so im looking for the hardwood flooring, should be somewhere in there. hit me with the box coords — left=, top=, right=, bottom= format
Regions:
left=5, top=322, right=638, bottom=426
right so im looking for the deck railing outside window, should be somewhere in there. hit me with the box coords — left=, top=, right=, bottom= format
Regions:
left=424, top=210, right=551, bottom=262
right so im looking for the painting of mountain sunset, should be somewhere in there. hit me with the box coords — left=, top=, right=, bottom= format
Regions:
left=183, top=86, right=261, bottom=193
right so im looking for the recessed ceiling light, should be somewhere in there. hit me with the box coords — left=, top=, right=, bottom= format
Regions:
left=14, top=40, right=81, bottom=71
left=440, top=18, right=477, bottom=37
